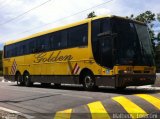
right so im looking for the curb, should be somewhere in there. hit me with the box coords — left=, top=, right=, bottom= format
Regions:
left=154, top=77, right=160, bottom=87
left=0, top=77, right=3, bottom=82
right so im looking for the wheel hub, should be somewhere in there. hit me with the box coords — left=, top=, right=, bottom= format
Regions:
left=84, top=76, right=94, bottom=88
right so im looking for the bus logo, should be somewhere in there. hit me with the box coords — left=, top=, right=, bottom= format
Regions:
left=10, top=59, right=17, bottom=75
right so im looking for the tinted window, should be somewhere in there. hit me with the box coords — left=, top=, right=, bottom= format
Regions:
left=49, top=32, right=61, bottom=50
left=43, top=35, right=50, bottom=51
left=68, top=24, right=88, bottom=47
left=4, top=24, right=88, bottom=58
left=18, top=43, right=24, bottom=56
left=35, top=35, right=47, bottom=52
left=99, top=37, right=113, bottom=68
left=23, top=40, right=29, bottom=54
left=91, top=18, right=110, bottom=65
left=49, top=30, right=68, bottom=50
left=60, top=30, right=68, bottom=48
left=29, top=38, right=36, bottom=53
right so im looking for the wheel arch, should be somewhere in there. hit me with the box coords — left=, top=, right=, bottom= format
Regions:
left=15, top=70, right=21, bottom=81
left=23, top=70, right=29, bottom=75
left=79, top=68, right=94, bottom=84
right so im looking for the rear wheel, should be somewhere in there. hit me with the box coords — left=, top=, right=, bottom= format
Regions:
left=41, top=83, right=51, bottom=87
left=24, top=72, right=33, bottom=87
left=16, top=72, right=24, bottom=86
left=54, top=83, right=61, bottom=88
left=82, top=73, right=96, bottom=90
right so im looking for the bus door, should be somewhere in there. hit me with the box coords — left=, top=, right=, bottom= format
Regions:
left=98, top=34, right=113, bottom=68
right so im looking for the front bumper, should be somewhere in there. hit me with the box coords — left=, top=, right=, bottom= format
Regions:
left=95, top=73, right=156, bottom=87
left=117, top=73, right=156, bottom=87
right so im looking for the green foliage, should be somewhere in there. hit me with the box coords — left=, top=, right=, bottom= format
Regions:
left=135, top=11, right=155, bottom=24
left=87, top=11, right=96, bottom=18
left=127, top=11, right=157, bottom=48
left=158, top=33, right=160, bottom=40
left=157, top=13, right=160, bottom=22
left=126, top=14, right=134, bottom=19
left=135, top=11, right=155, bottom=41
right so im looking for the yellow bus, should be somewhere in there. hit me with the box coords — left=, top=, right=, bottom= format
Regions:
left=3, top=15, right=156, bottom=90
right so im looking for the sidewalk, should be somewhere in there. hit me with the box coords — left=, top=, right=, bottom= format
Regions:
left=0, top=77, right=3, bottom=82
left=154, top=73, right=160, bottom=87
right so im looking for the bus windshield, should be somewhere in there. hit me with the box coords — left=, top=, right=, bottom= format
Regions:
left=111, top=17, right=155, bottom=66
left=91, top=17, right=155, bottom=68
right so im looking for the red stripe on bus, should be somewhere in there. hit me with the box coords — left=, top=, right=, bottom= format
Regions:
left=72, top=63, right=78, bottom=74
left=75, top=66, right=80, bottom=74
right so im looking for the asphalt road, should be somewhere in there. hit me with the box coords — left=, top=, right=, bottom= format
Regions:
left=0, top=78, right=160, bottom=119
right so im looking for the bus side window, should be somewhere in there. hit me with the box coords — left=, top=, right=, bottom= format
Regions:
left=12, top=44, right=16, bottom=57
left=16, top=42, right=23, bottom=56
left=44, top=34, right=51, bottom=51
left=49, top=32, right=61, bottom=50
left=36, top=36, right=44, bottom=52
left=55, top=32, right=61, bottom=49
left=7, top=45, right=12, bottom=58
left=29, top=38, right=36, bottom=53
left=60, top=30, right=68, bottom=48
left=4, top=46, right=8, bottom=58
left=15, top=43, right=19, bottom=56
left=68, top=24, right=88, bottom=48
left=49, top=33, right=55, bottom=50
left=23, top=40, right=29, bottom=54
left=19, top=45, right=24, bottom=55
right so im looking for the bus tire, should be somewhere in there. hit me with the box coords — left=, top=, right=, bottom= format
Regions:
left=82, top=73, right=96, bottom=90
left=41, top=83, right=51, bottom=87
left=115, top=86, right=126, bottom=90
left=54, top=83, right=61, bottom=88
left=16, top=72, right=24, bottom=86
left=24, top=72, right=33, bottom=87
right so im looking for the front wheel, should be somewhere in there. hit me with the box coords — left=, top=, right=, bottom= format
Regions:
left=82, top=73, right=96, bottom=90
left=115, top=86, right=126, bottom=90
left=24, top=72, right=33, bottom=87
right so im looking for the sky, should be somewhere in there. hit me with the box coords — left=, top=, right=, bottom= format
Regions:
left=0, top=0, right=160, bottom=50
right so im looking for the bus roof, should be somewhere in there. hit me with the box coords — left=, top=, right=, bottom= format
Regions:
left=4, top=15, right=145, bottom=46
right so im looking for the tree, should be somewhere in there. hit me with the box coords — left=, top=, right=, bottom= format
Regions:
left=126, top=14, right=134, bottom=19
left=135, top=11, right=156, bottom=41
left=157, top=13, right=160, bottom=22
left=157, top=13, right=160, bottom=42
left=127, top=11, right=156, bottom=47
left=158, top=33, right=160, bottom=40
left=87, top=11, right=96, bottom=18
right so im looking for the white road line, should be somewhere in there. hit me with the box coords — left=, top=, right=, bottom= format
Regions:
left=0, top=106, right=34, bottom=119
